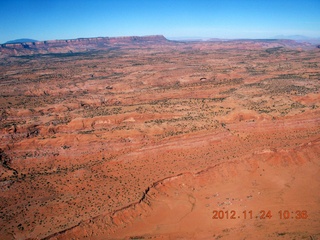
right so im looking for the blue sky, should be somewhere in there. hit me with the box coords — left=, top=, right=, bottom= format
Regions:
left=1, top=0, right=320, bottom=43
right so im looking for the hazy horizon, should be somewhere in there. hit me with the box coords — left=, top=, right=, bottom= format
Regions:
left=1, top=0, right=320, bottom=44
left=3, top=34, right=320, bottom=45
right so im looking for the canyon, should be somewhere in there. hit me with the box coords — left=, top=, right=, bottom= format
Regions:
left=0, top=35, right=319, bottom=239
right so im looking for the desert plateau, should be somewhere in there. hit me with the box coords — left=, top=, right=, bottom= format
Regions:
left=0, top=36, right=319, bottom=239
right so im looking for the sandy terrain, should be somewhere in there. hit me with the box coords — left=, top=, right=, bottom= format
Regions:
left=0, top=37, right=319, bottom=239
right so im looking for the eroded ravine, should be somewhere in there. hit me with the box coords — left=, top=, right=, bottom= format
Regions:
left=45, top=137, right=320, bottom=239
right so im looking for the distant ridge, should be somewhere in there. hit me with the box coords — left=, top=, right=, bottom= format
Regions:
left=5, top=38, right=38, bottom=44
left=273, top=35, right=320, bottom=44
left=0, top=35, right=317, bottom=57
left=0, top=35, right=168, bottom=56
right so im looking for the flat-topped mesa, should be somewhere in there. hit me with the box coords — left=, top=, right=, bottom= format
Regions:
left=0, top=35, right=168, bottom=56
left=108, top=35, right=167, bottom=43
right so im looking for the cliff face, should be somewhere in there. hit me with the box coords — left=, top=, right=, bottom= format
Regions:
left=0, top=35, right=168, bottom=56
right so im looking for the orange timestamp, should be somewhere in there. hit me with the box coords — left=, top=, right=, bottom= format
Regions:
left=212, top=210, right=308, bottom=220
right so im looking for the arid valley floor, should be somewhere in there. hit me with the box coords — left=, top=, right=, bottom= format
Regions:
left=0, top=36, right=320, bottom=239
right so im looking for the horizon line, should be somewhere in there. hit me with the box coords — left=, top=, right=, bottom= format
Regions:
left=2, top=34, right=320, bottom=45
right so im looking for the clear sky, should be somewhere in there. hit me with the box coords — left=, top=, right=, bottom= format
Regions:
left=1, top=0, right=320, bottom=43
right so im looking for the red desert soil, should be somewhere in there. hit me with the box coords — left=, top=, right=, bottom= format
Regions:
left=0, top=36, right=319, bottom=239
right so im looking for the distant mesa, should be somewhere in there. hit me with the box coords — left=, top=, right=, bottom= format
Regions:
left=5, top=38, right=38, bottom=44
left=273, top=35, right=311, bottom=40
left=0, top=35, right=317, bottom=57
left=0, top=35, right=168, bottom=56
left=273, top=35, right=320, bottom=45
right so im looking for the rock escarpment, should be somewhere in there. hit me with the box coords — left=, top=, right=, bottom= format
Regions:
left=0, top=35, right=168, bottom=56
